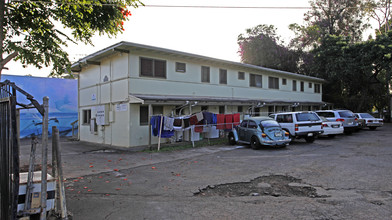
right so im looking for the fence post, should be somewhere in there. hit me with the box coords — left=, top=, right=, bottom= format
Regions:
left=24, top=136, right=38, bottom=213
left=52, top=126, right=68, bottom=219
left=40, top=96, right=49, bottom=220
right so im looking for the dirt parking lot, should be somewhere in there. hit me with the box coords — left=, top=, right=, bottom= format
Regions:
left=23, top=124, right=392, bottom=219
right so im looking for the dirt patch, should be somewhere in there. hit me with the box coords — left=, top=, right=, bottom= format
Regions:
left=194, top=175, right=326, bottom=198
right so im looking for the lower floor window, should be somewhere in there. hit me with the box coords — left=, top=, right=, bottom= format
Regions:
left=82, top=109, right=91, bottom=124
left=140, top=106, right=149, bottom=125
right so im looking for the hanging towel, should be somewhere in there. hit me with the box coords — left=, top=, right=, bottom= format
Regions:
left=233, top=113, right=240, bottom=126
left=150, top=116, right=159, bottom=136
left=164, top=117, right=174, bottom=131
left=196, top=112, right=204, bottom=122
left=225, top=114, right=233, bottom=129
left=212, top=113, right=217, bottom=125
left=189, top=115, right=198, bottom=125
left=183, top=118, right=190, bottom=128
left=173, top=118, right=182, bottom=127
left=203, top=111, right=214, bottom=124
left=194, top=121, right=204, bottom=133
left=216, top=114, right=225, bottom=130
left=150, top=116, right=175, bottom=138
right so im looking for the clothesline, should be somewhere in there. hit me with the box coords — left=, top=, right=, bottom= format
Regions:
left=150, top=112, right=241, bottom=137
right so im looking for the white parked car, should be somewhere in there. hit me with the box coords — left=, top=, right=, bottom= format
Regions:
left=315, top=110, right=359, bottom=134
left=272, top=112, right=323, bottom=143
left=354, top=113, right=383, bottom=130
left=319, top=116, right=344, bottom=137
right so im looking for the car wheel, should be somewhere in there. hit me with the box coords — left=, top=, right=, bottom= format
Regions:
left=369, top=127, right=377, bottom=130
left=305, top=136, right=315, bottom=143
left=250, top=136, right=260, bottom=149
left=228, top=133, right=236, bottom=145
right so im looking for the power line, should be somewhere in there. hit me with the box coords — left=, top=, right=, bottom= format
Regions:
left=9, top=1, right=311, bottom=9
left=143, top=5, right=311, bottom=10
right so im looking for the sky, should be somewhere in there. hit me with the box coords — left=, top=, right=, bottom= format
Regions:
left=1, top=0, right=344, bottom=77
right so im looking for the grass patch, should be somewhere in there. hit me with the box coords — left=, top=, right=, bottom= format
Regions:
left=143, top=138, right=228, bottom=153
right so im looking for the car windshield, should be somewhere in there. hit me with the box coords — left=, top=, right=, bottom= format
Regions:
left=316, top=111, right=335, bottom=117
left=296, top=113, right=320, bottom=121
left=319, top=116, right=328, bottom=122
left=259, top=120, right=280, bottom=128
left=359, top=113, right=374, bottom=118
left=339, top=111, right=355, bottom=118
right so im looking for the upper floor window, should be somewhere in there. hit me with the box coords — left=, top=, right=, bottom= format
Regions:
left=314, top=84, right=321, bottom=93
left=282, top=78, right=287, bottom=85
left=176, top=62, right=186, bottom=73
left=238, top=71, right=245, bottom=80
left=201, top=66, right=210, bottom=83
left=250, top=74, right=262, bottom=88
left=292, top=80, right=297, bottom=91
left=140, top=57, right=166, bottom=78
left=268, top=77, right=279, bottom=89
left=309, top=82, right=313, bottom=88
left=219, top=69, right=227, bottom=84
left=300, top=81, right=304, bottom=92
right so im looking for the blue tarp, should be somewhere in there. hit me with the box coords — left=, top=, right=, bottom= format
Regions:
left=2, top=74, right=78, bottom=137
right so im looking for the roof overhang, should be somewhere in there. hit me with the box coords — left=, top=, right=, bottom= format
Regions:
left=130, top=93, right=328, bottom=106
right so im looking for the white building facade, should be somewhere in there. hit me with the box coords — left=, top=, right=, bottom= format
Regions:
left=71, top=42, right=325, bottom=148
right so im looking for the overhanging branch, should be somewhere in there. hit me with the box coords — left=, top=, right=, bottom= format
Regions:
left=0, top=51, right=18, bottom=67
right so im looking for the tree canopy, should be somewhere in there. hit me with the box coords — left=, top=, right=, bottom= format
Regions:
left=289, top=0, right=369, bottom=49
left=311, top=33, right=391, bottom=112
left=237, top=24, right=300, bottom=73
left=237, top=0, right=392, bottom=117
left=0, top=0, right=143, bottom=79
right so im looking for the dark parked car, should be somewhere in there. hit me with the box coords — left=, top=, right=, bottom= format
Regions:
left=228, top=116, right=291, bottom=149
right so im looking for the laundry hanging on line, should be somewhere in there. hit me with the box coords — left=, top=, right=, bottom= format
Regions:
left=150, top=112, right=241, bottom=137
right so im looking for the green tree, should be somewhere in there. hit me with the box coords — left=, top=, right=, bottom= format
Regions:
left=290, top=0, right=370, bottom=50
left=238, top=24, right=300, bottom=73
left=0, top=0, right=143, bottom=79
left=311, top=34, right=391, bottom=114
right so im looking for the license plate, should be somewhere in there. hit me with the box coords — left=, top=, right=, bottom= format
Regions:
left=275, top=132, right=282, bottom=137
left=332, top=125, right=339, bottom=128
left=308, top=133, right=313, bottom=137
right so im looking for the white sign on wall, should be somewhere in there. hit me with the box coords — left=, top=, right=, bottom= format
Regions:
left=96, top=105, right=106, bottom=125
left=115, top=103, right=128, bottom=112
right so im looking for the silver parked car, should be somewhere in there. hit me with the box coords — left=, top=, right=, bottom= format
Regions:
left=228, top=116, right=291, bottom=149
left=315, top=110, right=359, bottom=134
left=354, top=113, right=383, bottom=130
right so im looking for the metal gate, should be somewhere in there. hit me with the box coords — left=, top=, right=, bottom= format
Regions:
left=0, top=82, right=20, bottom=220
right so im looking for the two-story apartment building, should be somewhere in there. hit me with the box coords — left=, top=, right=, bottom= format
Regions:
left=71, top=41, right=325, bottom=148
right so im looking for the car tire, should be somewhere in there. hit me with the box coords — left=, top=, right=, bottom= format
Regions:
left=228, top=133, right=236, bottom=145
left=305, top=136, right=315, bottom=143
left=250, top=136, right=260, bottom=149
left=369, top=127, right=377, bottom=130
